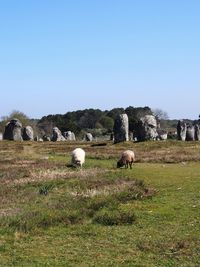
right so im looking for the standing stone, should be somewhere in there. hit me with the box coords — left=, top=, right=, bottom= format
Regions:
left=129, top=132, right=134, bottom=141
left=34, top=136, right=39, bottom=141
left=64, top=131, right=76, bottom=141
left=43, top=135, right=51, bottom=141
left=159, top=133, right=168, bottom=141
left=113, top=113, right=129, bottom=143
left=3, top=118, right=23, bottom=141
left=22, top=126, right=34, bottom=141
left=177, top=120, right=187, bottom=141
left=136, top=115, right=158, bottom=141
left=157, top=129, right=168, bottom=140
left=85, top=133, right=93, bottom=141
left=194, top=124, right=200, bottom=141
left=186, top=125, right=195, bottom=141
left=110, top=133, right=114, bottom=141
left=0, top=132, right=2, bottom=141
left=51, top=127, right=65, bottom=141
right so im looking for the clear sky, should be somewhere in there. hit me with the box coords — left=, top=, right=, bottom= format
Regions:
left=0, top=0, right=200, bottom=120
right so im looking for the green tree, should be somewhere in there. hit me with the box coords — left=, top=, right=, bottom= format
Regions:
left=99, top=116, right=114, bottom=131
left=107, top=108, right=125, bottom=120
left=78, top=109, right=104, bottom=129
left=125, top=106, right=152, bottom=131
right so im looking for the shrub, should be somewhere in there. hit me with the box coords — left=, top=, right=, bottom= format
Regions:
left=5, top=209, right=83, bottom=232
left=115, top=190, right=143, bottom=202
left=39, top=184, right=54, bottom=195
left=93, top=207, right=136, bottom=226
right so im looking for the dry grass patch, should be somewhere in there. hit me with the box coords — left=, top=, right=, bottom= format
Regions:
left=1, top=162, right=108, bottom=186
left=70, top=179, right=156, bottom=199
left=0, top=208, right=21, bottom=218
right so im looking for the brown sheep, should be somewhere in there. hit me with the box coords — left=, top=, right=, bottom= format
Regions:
left=117, top=150, right=135, bottom=169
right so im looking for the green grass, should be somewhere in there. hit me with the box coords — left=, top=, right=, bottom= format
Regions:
left=0, top=141, right=200, bottom=266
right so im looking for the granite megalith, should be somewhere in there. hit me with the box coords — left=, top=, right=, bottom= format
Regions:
left=64, top=131, right=76, bottom=141
left=177, top=120, right=187, bottom=141
left=51, top=127, right=65, bottom=141
left=186, top=125, right=195, bottom=141
left=113, top=113, right=129, bottom=143
left=22, top=126, right=34, bottom=141
left=194, top=124, right=200, bottom=141
left=3, top=119, right=23, bottom=141
left=136, top=115, right=158, bottom=141
left=85, top=133, right=93, bottom=141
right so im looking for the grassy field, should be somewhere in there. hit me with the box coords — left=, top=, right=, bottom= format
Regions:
left=0, top=140, right=200, bottom=266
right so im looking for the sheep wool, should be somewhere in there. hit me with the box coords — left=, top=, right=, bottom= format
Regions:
left=71, top=148, right=85, bottom=167
left=117, top=150, right=135, bottom=169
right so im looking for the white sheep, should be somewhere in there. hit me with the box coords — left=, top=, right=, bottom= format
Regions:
left=117, top=150, right=135, bottom=169
left=71, top=148, right=85, bottom=168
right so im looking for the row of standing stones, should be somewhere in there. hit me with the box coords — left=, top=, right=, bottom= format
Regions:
left=113, top=114, right=161, bottom=143
left=0, top=119, right=93, bottom=142
left=0, top=116, right=200, bottom=143
left=177, top=120, right=200, bottom=141
left=113, top=114, right=200, bottom=142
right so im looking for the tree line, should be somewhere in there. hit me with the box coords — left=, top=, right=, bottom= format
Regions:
left=1, top=106, right=180, bottom=138
left=37, top=106, right=153, bottom=136
left=0, top=107, right=152, bottom=137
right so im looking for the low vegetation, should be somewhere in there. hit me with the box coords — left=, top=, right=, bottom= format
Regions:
left=0, top=140, right=200, bottom=266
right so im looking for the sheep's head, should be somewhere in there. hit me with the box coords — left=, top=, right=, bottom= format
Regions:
left=117, top=160, right=124, bottom=168
left=76, top=160, right=82, bottom=167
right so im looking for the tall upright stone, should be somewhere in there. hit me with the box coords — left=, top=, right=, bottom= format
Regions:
left=85, top=133, right=93, bottom=141
left=194, top=124, right=200, bottom=141
left=22, top=126, right=34, bottom=141
left=0, top=132, right=2, bottom=141
left=3, top=118, right=23, bottom=141
left=43, top=135, right=51, bottom=141
left=136, top=115, right=158, bottom=141
left=51, top=127, right=65, bottom=141
left=64, top=131, right=76, bottom=141
left=113, top=113, right=129, bottom=143
left=186, top=125, right=195, bottom=141
left=177, top=120, right=187, bottom=141
left=157, top=129, right=168, bottom=140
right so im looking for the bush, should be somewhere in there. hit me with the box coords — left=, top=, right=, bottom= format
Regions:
left=4, top=209, right=83, bottom=232
left=39, top=184, right=54, bottom=195
left=115, top=190, right=143, bottom=202
left=93, top=207, right=136, bottom=226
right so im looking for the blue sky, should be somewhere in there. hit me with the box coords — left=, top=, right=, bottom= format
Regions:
left=0, top=0, right=200, bottom=119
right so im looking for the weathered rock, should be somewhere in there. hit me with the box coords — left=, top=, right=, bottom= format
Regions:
left=110, top=133, right=114, bottom=141
left=177, top=120, right=187, bottom=141
left=159, top=133, right=168, bottom=141
left=0, top=132, right=2, bottom=141
left=136, top=115, right=158, bottom=141
left=85, top=133, right=93, bottom=141
left=113, top=114, right=129, bottom=143
left=129, top=132, right=134, bottom=141
left=51, top=127, right=65, bottom=141
left=64, top=131, right=76, bottom=141
left=22, top=126, right=34, bottom=141
left=34, top=136, right=39, bottom=141
left=194, top=124, right=200, bottom=140
left=43, top=135, right=51, bottom=141
left=157, top=129, right=168, bottom=140
left=3, top=118, right=23, bottom=141
left=186, top=125, right=195, bottom=141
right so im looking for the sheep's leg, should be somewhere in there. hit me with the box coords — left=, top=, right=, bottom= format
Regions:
left=129, top=162, right=132, bottom=169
